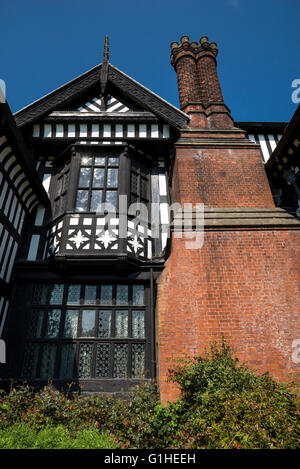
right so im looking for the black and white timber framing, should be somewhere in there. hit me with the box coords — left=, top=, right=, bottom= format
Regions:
left=0, top=56, right=294, bottom=393
left=0, top=60, right=188, bottom=392
left=0, top=89, right=48, bottom=338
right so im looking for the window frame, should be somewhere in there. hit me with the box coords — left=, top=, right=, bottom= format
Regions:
left=75, top=151, right=120, bottom=213
left=22, top=283, right=152, bottom=384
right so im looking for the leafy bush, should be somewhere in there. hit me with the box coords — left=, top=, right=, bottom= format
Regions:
left=0, top=341, right=299, bottom=449
left=0, top=423, right=118, bottom=449
left=0, top=383, right=113, bottom=432
left=166, top=340, right=300, bottom=449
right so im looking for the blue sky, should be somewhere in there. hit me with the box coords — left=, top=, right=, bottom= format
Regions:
left=1, top=0, right=299, bottom=122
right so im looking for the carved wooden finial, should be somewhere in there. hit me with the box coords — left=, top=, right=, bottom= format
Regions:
left=100, top=36, right=109, bottom=98
left=103, top=35, right=109, bottom=62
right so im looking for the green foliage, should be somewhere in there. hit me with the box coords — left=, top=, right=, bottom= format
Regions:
left=166, top=340, right=300, bottom=448
left=0, top=383, right=113, bottom=432
left=0, top=424, right=118, bottom=449
left=0, top=341, right=299, bottom=449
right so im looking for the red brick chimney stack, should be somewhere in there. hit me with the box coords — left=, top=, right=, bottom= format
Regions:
left=156, top=35, right=300, bottom=404
left=171, top=36, right=234, bottom=128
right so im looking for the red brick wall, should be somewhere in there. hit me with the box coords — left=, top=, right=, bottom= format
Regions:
left=172, top=145, right=275, bottom=207
left=156, top=230, right=300, bottom=402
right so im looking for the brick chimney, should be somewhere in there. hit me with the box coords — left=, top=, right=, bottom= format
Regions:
left=154, top=36, right=300, bottom=404
left=171, top=36, right=234, bottom=128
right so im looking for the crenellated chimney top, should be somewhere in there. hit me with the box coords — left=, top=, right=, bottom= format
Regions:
left=170, top=35, right=218, bottom=66
left=170, top=35, right=233, bottom=128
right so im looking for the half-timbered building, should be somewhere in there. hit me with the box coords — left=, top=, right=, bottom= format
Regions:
left=0, top=88, right=48, bottom=344
left=0, top=36, right=300, bottom=400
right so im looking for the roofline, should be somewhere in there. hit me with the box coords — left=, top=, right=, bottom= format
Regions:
left=13, top=62, right=189, bottom=129
left=236, top=121, right=288, bottom=131
left=0, top=100, right=49, bottom=206
left=266, top=104, right=300, bottom=169
left=14, top=63, right=101, bottom=116
left=109, top=64, right=189, bottom=121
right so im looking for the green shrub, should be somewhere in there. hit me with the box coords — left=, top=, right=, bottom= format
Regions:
left=0, top=423, right=118, bottom=449
left=0, top=384, right=113, bottom=432
left=0, top=341, right=299, bottom=449
left=166, top=340, right=300, bottom=449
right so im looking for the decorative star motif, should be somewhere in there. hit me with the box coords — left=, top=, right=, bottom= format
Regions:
left=129, top=235, right=143, bottom=253
left=69, top=230, right=89, bottom=248
left=97, top=230, right=116, bottom=249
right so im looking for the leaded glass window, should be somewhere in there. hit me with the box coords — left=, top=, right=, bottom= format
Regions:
left=67, top=284, right=81, bottom=305
left=23, top=283, right=148, bottom=382
left=132, top=344, right=145, bottom=378
left=81, top=310, right=96, bottom=337
left=100, top=285, right=113, bottom=305
left=64, top=310, right=79, bottom=338
left=115, top=310, right=128, bottom=337
left=75, top=153, right=119, bottom=212
left=85, top=285, right=97, bottom=304
left=96, top=343, right=110, bottom=377
left=40, top=343, right=57, bottom=379
left=45, top=309, right=61, bottom=338
left=78, top=343, right=93, bottom=378
left=53, top=159, right=70, bottom=218
left=132, top=310, right=145, bottom=338
left=98, top=310, right=112, bottom=337
left=130, top=158, right=150, bottom=207
left=49, top=285, right=64, bottom=305
left=60, top=344, right=76, bottom=379
left=114, top=344, right=128, bottom=378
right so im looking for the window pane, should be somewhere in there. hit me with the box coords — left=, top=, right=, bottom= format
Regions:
left=92, top=168, right=105, bottom=188
left=105, top=190, right=117, bottom=208
left=90, top=190, right=103, bottom=211
left=133, top=285, right=144, bottom=306
left=132, top=344, right=145, bottom=379
left=64, top=310, right=79, bottom=338
left=115, top=310, right=128, bottom=337
left=49, top=284, right=64, bottom=305
left=78, top=343, right=93, bottom=378
left=22, top=343, right=40, bottom=378
left=79, top=167, right=91, bottom=187
left=81, top=310, right=96, bottom=337
left=28, top=310, right=44, bottom=338
left=96, top=344, right=110, bottom=377
left=81, top=156, right=92, bottom=166
left=76, top=190, right=88, bottom=211
left=60, top=344, right=76, bottom=379
left=40, top=343, right=57, bottom=379
left=108, top=157, right=119, bottom=166
left=94, top=156, right=105, bottom=166
left=46, top=309, right=61, bottom=338
left=100, top=285, right=113, bottom=305
left=33, top=284, right=48, bottom=305
left=132, top=310, right=145, bottom=338
left=106, top=169, right=118, bottom=188
left=113, top=344, right=128, bottom=378
left=116, top=285, right=128, bottom=305
left=98, top=310, right=112, bottom=337
left=67, top=285, right=81, bottom=305
left=84, top=285, right=97, bottom=304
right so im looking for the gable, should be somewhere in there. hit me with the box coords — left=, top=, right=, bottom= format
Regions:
left=14, top=63, right=189, bottom=130
left=71, top=93, right=142, bottom=113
